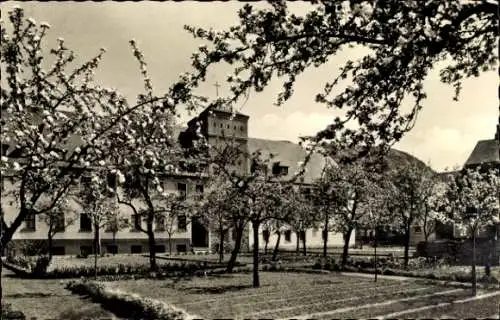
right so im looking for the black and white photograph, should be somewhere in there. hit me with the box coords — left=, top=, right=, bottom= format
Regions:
left=0, top=1, right=499, bottom=319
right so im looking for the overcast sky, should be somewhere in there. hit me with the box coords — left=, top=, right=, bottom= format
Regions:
left=2, top=1, right=498, bottom=172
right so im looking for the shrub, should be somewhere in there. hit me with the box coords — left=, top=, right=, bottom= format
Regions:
left=66, top=281, right=192, bottom=320
left=1, top=303, right=26, bottom=320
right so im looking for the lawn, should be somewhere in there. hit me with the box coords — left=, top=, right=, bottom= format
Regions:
left=104, top=271, right=499, bottom=319
left=2, top=268, right=120, bottom=320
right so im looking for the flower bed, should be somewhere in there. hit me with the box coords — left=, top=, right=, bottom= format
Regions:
left=6, top=254, right=249, bottom=279
left=66, top=280, right=194, bottom=320
left=311, top=256, right=499, bottom=286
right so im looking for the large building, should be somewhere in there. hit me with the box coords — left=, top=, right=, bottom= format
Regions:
left=2, top=105, right=353, bottom=256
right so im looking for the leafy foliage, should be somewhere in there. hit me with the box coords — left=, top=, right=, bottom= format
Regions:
left=184, top=0, right=498, bottom=159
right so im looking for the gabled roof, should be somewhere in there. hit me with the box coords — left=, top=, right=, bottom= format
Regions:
left=247, top=138, right=331, bottom=184
left=464, top=139, right=500, bottom=167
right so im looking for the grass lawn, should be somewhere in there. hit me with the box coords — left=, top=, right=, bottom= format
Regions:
left=105, top=271, right=499, bottom=319
left=2, top=269, right=120, bottom=320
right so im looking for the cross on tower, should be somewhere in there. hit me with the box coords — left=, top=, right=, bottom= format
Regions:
left=214, top=82, right=221, bottom=97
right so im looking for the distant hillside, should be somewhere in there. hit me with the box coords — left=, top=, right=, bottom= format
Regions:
left=385, top=148, right=434, bottom=174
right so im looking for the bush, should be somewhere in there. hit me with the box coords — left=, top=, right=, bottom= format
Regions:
left=66, top=281, right=192, bottom=320
left=1, top=303, right=26, bottom=320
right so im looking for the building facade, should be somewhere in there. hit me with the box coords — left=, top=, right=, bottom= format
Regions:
left=3, top=105, right=354, bottom=256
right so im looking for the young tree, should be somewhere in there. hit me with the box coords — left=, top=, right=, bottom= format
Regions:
left=285, top=186, right=316, bottom=256
left=185, top=1, right=498, bottom=160
left=389, top=162, right=436, bottom=268
left=312, top=163, right=341, bottom=258
left=421, top=179, right=450, bottom=245
left=446, top=165, right=500, bottom=296
left=38, top=197, right=78, bottom=261
left=161, top=192, right=198, bottom=256
left=201, top=177, right=233, bottom=263
left=75, top=170, right=119, bottom=279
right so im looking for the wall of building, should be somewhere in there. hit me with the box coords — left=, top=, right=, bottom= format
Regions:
left=2, top=177, right=208, bottom=256
left=248, top=225, right=356, bottom=250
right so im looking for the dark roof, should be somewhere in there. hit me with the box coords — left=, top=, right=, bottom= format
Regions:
left=464, top=139, right=500, bottom=167
left=247, top=138, right=331, bottom=184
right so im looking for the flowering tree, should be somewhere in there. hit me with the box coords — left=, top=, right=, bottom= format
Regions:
left=38, top=197, right=78, bottom=261
left=321, top=158, right=383, bottom=266
left=74, top=170, right=119, bottom=279
left=389, top=162, right=436, bottom=268
left=445, top=165, right=500, bottom=296
left=285, top=186, right=317, bottom=256
left=200, top=177, right=234, bottom=263
left=185, top=1, right=498, bottom=160
left=0, top=7, right=208, bottom=251
left=361, top=183, right=398, bottom=282
left=421, top=177, right=450, bottom=245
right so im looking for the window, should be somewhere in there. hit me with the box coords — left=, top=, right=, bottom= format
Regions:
left=23, top=214, right=36, bottom=231
left=131, top=245, right=142, bottom=254
left=195, top=184, right=204, bottom=199
left=240, top=126, right=244, bottom=132
left=105, top=219, right=119, bottom=233
left=132, top=214, right=142, bottom=231
left=106, top=245, right=118, bottom=254
left=272, top=162, right=288, bottom=176
left=284, top=230, right=292, bottom=242
left=155, top=215, right=165, bottom=232
left=178, top=215, right=187, bottom=232
left=154, top=245, right=166, bottom=253
left=107, top=172, right=117, bottom=190
left=177, top=183, right=187, bottom=200
left=414, top=226, right=423, bottom=233
left=177, top=244, right=187, bottom=253
left=53, top=212, right=65, bottom=232
left=51, top=246, right=65, bottom=256
left=263, top=229, right=270, bottom=242
left=312, top=228, right=318, bottom=237
left=80, top=246, right=93, bottom=256
left=299, top=230, right=306, bottom=241
left=79, top=213, right=92, bottom=232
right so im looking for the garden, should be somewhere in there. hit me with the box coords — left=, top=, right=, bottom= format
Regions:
left=66, top=271, right=500, bottom=319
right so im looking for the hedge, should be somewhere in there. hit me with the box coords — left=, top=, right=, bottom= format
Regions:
left=66, top=280, right=195, bottom=320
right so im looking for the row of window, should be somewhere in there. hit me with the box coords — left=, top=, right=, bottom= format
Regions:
left=263, top=228, right=323, bottom=242
left=22, top=212, right=189, bottom=233
left=21, top=182, right=203, bottom=232
left=48, top=244, right=190, bottom=256
left=212, top=122, right=245, bottom=132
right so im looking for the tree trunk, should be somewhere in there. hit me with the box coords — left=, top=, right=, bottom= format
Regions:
left=219, top=226, right=224, bottom=264
left=147, top=222, right=157, bottom=271
left=302, top=231, right=307, bottom=256
left=48, top=227, right=54, bottom=262
left=252, top=221, right=260, bottom=288
left=226, top=225, right=243, bottom=273
left=472, top=233, right=477, bottom=296
left=93, top=222, right=100, bottom=280
left=342, top=227, right=354, bottom=267
left=404, top=224, right=411, bottom=269
left=272, top=232, right=281, bottom=261
left=264, top=239, right=268, bottom=255
left=169, top=235, right=172, bottom=256
left=374, top=228, right=378, bottom=283
left=323, top=214, right=329, bottom=258
left=296, top=231, right=300, bottom=254
left=1, top=208, right=30, bottom=249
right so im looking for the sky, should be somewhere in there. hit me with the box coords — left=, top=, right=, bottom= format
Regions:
left=1, top=1, right=498, bottom=172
